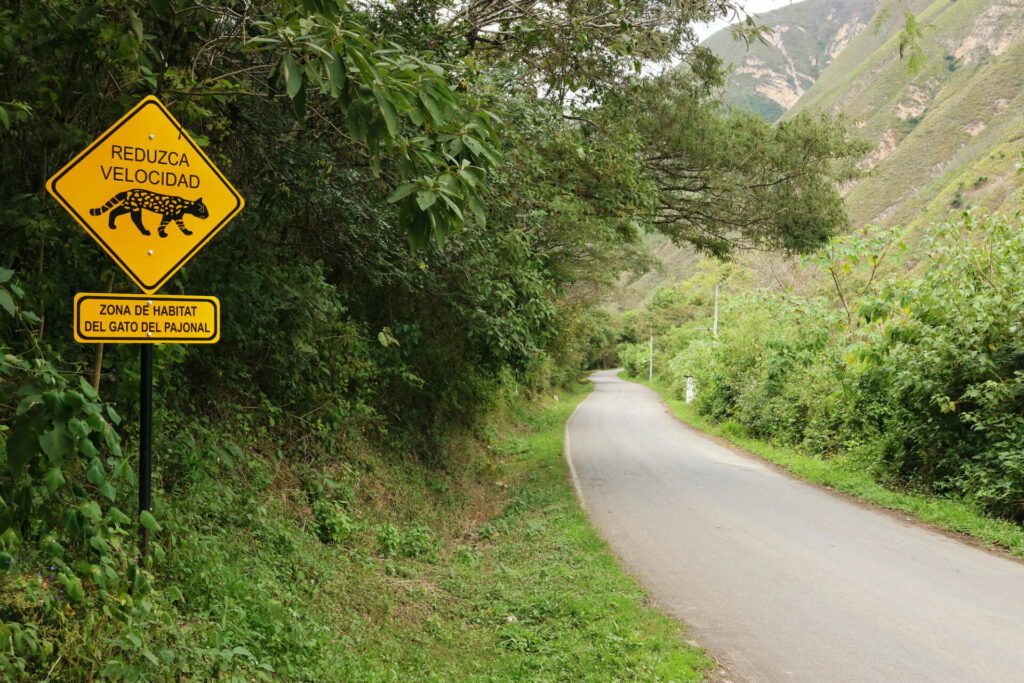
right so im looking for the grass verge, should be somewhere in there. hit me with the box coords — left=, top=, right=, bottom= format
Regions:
left=16, top=380, right=714, bottom=680
left=626, top=373, right=1024, bottom=560
left=388, top=382, right=715, bottom=680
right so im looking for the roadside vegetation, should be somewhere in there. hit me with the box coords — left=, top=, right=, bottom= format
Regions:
left=0, top=0, right=865, bottom=677
left=619, top=206, right=1024, bottom=554
left=2, top=369, right=716, bottom=679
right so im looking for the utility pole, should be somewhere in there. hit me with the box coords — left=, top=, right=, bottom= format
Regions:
left=648, top=333, right=654, bottom=382
left=713, top=281, right=719, bottom=342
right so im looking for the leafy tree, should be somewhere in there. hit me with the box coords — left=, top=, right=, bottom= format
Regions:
left=636, top=73, right=869, bottom=258
left=0, top=0, right=871, bottom=674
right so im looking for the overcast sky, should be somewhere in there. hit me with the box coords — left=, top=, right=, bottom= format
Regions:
left=695, top=0, right=807, bottom=42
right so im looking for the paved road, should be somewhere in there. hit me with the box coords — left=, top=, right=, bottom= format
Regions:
left=566, top=370, right=1024, bottom=682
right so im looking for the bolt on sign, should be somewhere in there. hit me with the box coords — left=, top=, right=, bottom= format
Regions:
left=47, top=96, right=244, bottom=294
left=74, top=293, right=220, bottom=344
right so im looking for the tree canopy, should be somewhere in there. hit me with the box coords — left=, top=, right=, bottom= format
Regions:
left=0, top=3, right=864, bottom=673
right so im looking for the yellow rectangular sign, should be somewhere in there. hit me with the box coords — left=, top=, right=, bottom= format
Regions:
left=74, top=293, right=219, bottom=344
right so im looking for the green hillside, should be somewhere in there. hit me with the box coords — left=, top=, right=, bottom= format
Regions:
left=703, top=0, right=879, bottom=121
left=609, top=234, right=701, bottom=312
left=788, top=0, right=1024, bottom=232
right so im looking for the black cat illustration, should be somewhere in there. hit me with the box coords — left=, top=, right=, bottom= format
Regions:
left=89, top=188, right=208, bottom=238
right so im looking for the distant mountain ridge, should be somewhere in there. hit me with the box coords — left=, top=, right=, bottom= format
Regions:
left=702, top=0, right=879, bottom=121
left=616, top=0, right=1024, bottom=310
left=787, top=0, right=1024, bottom=233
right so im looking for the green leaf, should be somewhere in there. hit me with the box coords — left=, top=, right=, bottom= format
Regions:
left=133, top=569, right=151, bottom=593
left=282, top=54, right=302, bottom=99
left=103, top=426, right=122, bottom=457
left=63, top=391, right=86, bottom=413
left=68, top=418, right=90, bottom=439
left=80, top=501, right=102, bottom=523
left=0, top=107, right=9, bottom=131
left=99, top=481, right=116, bottom=502
left=291, top=81, right=307, bottom=119
left=462, top=135, right=484, bottom=157
left=78, top=436, right=99, bottom=459
left=101, top=662, right=124, bottom=678
left=327, top=53, right=347, bottom=97
left=140, top=510, right=161, bottom=532
left=468, top=194, right=486, bottom=228
left=0, top=289, right=15, bottom=316
left=105, top=405, right=122, bottom=425
left=85, top=411, right=106, bottom=432
left=419, top=91, right=444, bottom=127
left=415, top=190, right=438, bottom=211
left=387, top=183, right=417, bottom=204
left=374, top=89, right=400, bottom=137
left=106, top=507, right=131, bottom=525
left=79, top=377, right=99, bottom=400
left=90, top=534, right=111, bottom=554
left=62, top=575, right=85, bottom=602
left=43, top=538, right=64, bottom=558
left=86, top=458, right=107, bottom=487
left=346, top=44, right=380, bottom=83
left=476, top=141, right=501, bottom=166
left=431, top=212, right=447, bottom=249
left=348, top=101, right=369, bottom=141
left=44, top=467, right=66, bottom=493
left=39, top=427, right=73, bottom=467
left=127, top=8, right=144, bottom=41
left=0, top=268, right=12, bottom=284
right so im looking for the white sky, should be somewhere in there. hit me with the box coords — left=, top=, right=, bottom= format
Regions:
left=695, top=0, right=808, bottom=42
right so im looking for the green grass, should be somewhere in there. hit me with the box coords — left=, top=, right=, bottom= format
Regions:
left=397, top=385, right=714, bottom=680
left=625, top=373, right=1024, bottom=560
left=16, top=382, right=713, bottom=680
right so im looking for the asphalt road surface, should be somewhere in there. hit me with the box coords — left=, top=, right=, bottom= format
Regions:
left=566, top=370, right=1024, bottom=682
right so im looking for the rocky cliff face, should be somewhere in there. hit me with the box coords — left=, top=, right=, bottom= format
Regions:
left=702, top=0, right=878, bottom=121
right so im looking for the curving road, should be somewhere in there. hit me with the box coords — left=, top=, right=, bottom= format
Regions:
left=566, top=370, right=1024, bottom=682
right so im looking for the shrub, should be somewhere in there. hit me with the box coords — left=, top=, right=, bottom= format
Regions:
left=645, top=210, right=1024, bottom=519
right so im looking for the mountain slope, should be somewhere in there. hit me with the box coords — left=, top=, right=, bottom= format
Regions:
left=702, top=0, right=879, bottom=121
left=788, top=0, right=1024, bottom=232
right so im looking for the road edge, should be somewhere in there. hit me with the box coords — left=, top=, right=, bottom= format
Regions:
left=563, top=385, right=591, bottom=511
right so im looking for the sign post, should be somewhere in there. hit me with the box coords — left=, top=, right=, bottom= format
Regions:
left=46, top=96, right=243, bottom=558
left=139, top=344, right=153, bottom=557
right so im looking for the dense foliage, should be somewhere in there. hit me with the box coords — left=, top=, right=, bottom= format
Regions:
left=624, top=210, right=1024, bottom=520
left=1, top=0, right=860, bottom=676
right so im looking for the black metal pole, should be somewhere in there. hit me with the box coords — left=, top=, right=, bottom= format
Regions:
left=139, top=343, right=153, bottom=559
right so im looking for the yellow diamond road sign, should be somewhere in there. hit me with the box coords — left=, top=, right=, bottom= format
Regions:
left=47, top=96, right=243, bottom=293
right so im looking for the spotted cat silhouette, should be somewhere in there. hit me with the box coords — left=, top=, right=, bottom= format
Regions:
left=89, top=188, right=208, bottom=238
